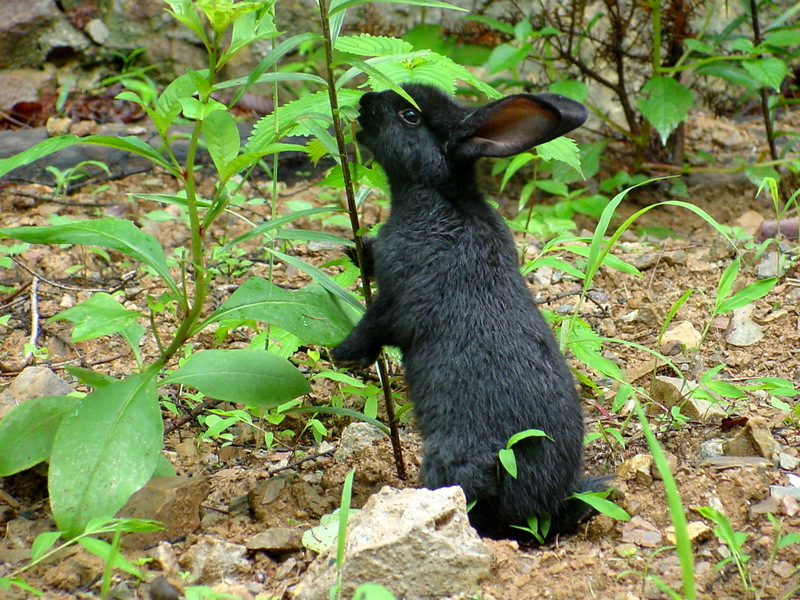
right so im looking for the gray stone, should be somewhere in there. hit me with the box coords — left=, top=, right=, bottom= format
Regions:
left=85, top=19, right=110, bottom=45
left=621, top=516, right=662, bottom=548
left=0, top=366, right=73, bottom=419
left=334, top=422, right=387, bottom=463
left=292, top=486, right=493, bottom=600
left=699, top=439, right=725, bottom=460
left=180, top=535, right=250, bottom=583
left=0, top=0, right=60, bottom=69
left=725, top=304, right=764, bottom=347
left=755, top=251, right=785, bottom=279
left=779, top=453, right=800, bottom=471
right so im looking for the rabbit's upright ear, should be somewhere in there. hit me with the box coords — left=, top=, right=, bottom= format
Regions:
left=457, top=93, right=588, bottom=159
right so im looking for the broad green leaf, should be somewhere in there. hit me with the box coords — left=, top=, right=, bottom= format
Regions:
left=164, top=0, right=209, bottom=45
left=777, top=532, right=800, bottom=549
left=637, top=77, right=694, bottom=145
left=695, top=61, right=761, bottom=90
left=536, top=137, right=584, bottom=178
left=0, top=576, right=43, bottom=595
left=572, top=492, right=631, bottom=521
left=201, top=277, right=357, bottom=345
left=742, top=57, right=788, bottom=92
left=202, top=109, right=241, bottom=176
left=51, top=293, right=143, bottom=342
left=160, top=349, right=310, bottom=408
left=0, top=218, right=180, bottom=299
left=49, top=371, right=162, bottom=537
left=716, top=278, right=777, bottom=314
left=0, top=395, right=79, bottom=476
left=548, top=79, right=589, bottom=102
left=267, top=248, right=365, bottom=313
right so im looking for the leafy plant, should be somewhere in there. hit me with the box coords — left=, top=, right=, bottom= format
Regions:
left=697, top=505, right=753, bottom=595
left=0, top=517, right=162, bottom=598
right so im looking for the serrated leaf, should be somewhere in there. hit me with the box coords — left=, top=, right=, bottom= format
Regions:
left=0, top=219, right=180, bottom=299
left=536, top=137, right=584, bottom=178
left=0, top=396, right=79, bottom=476
left=51, top=293, right=143, bottom=342
left=49, top=371, right=162, bottom=537
left=637, top=77, right=694, bottom=145
left=160, top=349, right=310, bottom=408
left=335, top=33, right=413, bottom=56
left=742, top=57, right=788, bottom=92
left=201, top=277, right=357, bottom=345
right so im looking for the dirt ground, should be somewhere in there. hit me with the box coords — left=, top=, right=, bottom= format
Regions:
left=0, top=107, right=799, bottom=600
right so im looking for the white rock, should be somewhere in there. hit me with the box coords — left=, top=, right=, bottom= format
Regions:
left=292, top=486, right=493, bottom=600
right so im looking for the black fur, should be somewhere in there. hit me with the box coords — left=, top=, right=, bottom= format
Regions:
left=331, top=84, right=606, bottom=541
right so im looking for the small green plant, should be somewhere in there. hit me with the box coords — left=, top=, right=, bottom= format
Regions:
left=44, top=160, right=111, bottom=199
left=0, top=517, right=162, bottom=598
left=697, top=505, right=754, bottom=595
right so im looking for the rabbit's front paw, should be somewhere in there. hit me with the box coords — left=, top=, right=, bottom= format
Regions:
left=330, top=337, right=379, bottom=369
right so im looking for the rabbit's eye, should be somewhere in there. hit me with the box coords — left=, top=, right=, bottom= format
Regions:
left=398, top=108, right=421, bottom=125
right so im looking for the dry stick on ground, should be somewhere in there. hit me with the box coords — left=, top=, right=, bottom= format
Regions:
left=23, top=276, right=40, bottom=366
left=318, top=0, right=406, bottom=480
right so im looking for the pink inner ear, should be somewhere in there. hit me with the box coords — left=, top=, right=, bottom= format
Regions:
left=469, top=97, right=560, bottom=158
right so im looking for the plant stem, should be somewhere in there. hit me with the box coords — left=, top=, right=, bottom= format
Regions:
left=318, top=0, right=406, bottom=479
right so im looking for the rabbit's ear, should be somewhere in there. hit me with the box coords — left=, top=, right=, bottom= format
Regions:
left=457, top=94, right=587, bottom=159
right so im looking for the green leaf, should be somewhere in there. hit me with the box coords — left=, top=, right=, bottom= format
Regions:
left=0, top=218, right=180, bottom=300
left=77, top=537, right=143, bottom=578
left=220, top=206, right=341, bottom=250
left=160, top=349, right=310, bottom=408
left=536, top=137, right=584, bottom=178
left=51, top=293, right=143, bottom=342
left=267, top=248, right=365, bottom=314
left=0, top=576, right=43, bottom=596
left=716, top=278, right=777, bottom=314
left=335, top=33, right=413, bottom=56
left=742, top=57, right=788, bottom=92
left=0, top=395, right=79, bottom=476
left=328, top=0, right=466, bottom=17
left=777, top=532, right=800, bottom=549
left=507, top=428, right=553, bottom=447
left=30, top=531, right=63, bottom=562
left=0, top=136, right=82, bottom=178
left=636, top=77, right=694, bottom=145
left=353, top=583, right=396, bottom=600
left=573, top=491, right=631, bottom=520
left=498, top=448, right=518, bottom=478
left=548, top=79, right=589, bottom=102
left=49, top=371, right=162, bottom=537
left=201, top=277, right=357, bottom=345
left=202, top=109, right=241, bottom=176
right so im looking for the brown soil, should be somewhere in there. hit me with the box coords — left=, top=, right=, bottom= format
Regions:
left=0, top=109, right=799, bottom=600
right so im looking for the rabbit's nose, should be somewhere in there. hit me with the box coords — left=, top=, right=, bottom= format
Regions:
left=358, top=91, right=378, bottom=109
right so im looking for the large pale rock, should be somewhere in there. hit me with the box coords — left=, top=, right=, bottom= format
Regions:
left=722, top=417, right=777, bottom=461
left=292, top=486, right=493, bottom=600
left=180, top=535, right=250, bottom=583
left=0, top=366, right=73, bottom=420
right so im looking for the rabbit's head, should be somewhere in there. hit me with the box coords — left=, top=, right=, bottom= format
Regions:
left=356, top=84, right=588, bottom=187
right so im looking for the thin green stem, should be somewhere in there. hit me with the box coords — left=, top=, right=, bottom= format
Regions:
left=318, top=0, right=406, bottom=480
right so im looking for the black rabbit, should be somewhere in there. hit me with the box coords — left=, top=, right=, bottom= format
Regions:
left=332, top=84, right=607, bottom=541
